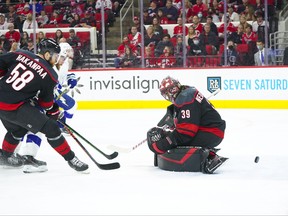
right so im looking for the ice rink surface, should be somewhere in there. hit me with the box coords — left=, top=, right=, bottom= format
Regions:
left=0, top=108, right=288, bottom=215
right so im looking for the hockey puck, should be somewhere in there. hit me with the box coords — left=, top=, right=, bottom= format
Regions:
left=254, top=156, right=260, bottom=163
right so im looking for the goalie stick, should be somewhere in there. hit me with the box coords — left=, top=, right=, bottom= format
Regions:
left=58, top=121, right=119, bottom=160
left=62, top=123, right=120, bottom=170
left=107, top=88, right=221, bottom=153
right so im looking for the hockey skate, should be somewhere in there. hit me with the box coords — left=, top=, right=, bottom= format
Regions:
left=203, top=152, right=228, bottom=174
left=0, top=149, right=24, bottom=168
left=68, top=156, right=89, bottom=173
left=22, top=155, right=48, bottom=173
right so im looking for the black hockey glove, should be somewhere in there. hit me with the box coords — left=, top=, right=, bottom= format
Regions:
left=147, top=127, right=177, bottom=154
left=46, top=103, right=60, bottom=120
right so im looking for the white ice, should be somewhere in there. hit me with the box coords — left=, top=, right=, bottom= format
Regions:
left=0, top=108, right=288, bottom=215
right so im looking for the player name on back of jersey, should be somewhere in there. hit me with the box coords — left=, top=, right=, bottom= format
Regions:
left=16, top=54, right=47, bottom=79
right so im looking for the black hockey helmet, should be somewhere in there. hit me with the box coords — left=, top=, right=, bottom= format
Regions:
left=159, top=76, right=181, bottom=103
left=38, top=38, right=60, bottom=55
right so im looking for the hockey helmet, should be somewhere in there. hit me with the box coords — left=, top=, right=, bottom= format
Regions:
left=159, top=76, right=181, bottom=103
left=38, top=38, right=60, bottom=56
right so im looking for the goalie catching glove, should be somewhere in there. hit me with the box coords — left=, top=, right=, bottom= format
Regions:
left=147, top=127, right=177, bottom=154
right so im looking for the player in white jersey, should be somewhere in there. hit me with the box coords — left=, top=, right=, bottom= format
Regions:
left=17, top=42, right=79, bottom=173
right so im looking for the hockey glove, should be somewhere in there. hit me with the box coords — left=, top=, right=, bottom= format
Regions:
left=46, top=103, right=60, bottom=120
left=147, top=127, right=177, bottom=154
left=67, top=73, right=78, bottom=89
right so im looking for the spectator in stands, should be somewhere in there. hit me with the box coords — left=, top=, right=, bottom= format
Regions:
left=221, top=40, right=239, bottom=66
left=5, top=23, right=21, bottom=45
left=15, top=0, right=26, bottom=16
left=209, top=0, right=223, bottom=20
left=254, top=0, right=264, bottom=16
left=188, top=35, right=206, bottom=56
left=9, top=41, right=18, bottom=52
left=218, top=15, right=237, bottom=42
left=129, top=16, right=146, bottom=34
left=157, top=8, right=168, bottom=24
left=254, top=40, right=275, bottom=66
left=70, top=14, right=81, bottom=27
left=157, top=46, right=176, bottom=68
left=252, top=12, right=269, bottom=42
left=239, top=14, right=249, bottom=30
left=44, top=0, right=54, bottom=6
left=187, top=35, right=206, bottom=67
left=37, top=10, right=49, bottom=27
left=228, top=24, right=244, bottom=45
left=192, top=0, right=208, bottom=21
left=67, top=29, right=82, bottom=68
left=151, top=17, right=164, bottom=39
left=207, top=8, right=220, bottom=23
left=242, top=5, right=256, bottom=22
left=120, top=46, right=138, bottom=68
left=0, top=34, right=11, bottom=53
left=237, top=0, right=251, bottom=15
left=242, top=24, right=258, bottom=44
left=95, top=0, right=115, bottom=27
left=191, top=15, right=204, bottom=35
left=128, top=26, right=142, bottom=49
left=71, top=1, right=84, bottom=18
left=114, top=36, right=136, bottom=68
left=206, top=15, right=218, bottom=36
left=185, top=26, right=198, bottom=46
left=155, top=33, right=174, bottom=57
left=161, top=0, right=178, bottom=22
left=20, top=31, right=29, bottom=48
left=173, top=17, right=188, bottom=37
left=80, top=11, right=96, bottom=28
left=20, top=4, right=31, bottom=17
left=174, top=35, right=186, bottom=66
left=143, top=8, right=153, bottom=25
left=222, top=6, right=239, bottom=22
left=54, top=29, right=64, bottom=44
left=36, top=31, right=46, bottom=44
left=199, top=23, right=219, bottom=53
left=5, top=5, right=18, bottom=26
left=144, top=46, right=156, bottom=68
left=22, top=13, right=38, bottom=30
left=147, top=0, right=159, bottom=18
left=112, top=0, right=125, bottom=17
left=49, top=10, right=63, bottom=25
left=0, top=13, right=9, bottom=30
left=22, top=38, right=35, bottom=53
left=179, top=0, right=194, bottom=23
left=84, top=0, right=96, bottom=13
left=144, top=25, right=160, bottom=47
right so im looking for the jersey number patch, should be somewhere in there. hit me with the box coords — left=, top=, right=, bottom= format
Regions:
left=6, top=63, right=34, bottom=91
left=181, top=110, right=190, bottom=119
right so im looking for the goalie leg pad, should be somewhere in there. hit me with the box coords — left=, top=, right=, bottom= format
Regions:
left=157, top=146, right=209, bottom=172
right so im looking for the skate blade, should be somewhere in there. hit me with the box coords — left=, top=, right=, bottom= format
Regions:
left=77, top=168, right=90, bottom=174
left=23, top=165, right=48, bottom=173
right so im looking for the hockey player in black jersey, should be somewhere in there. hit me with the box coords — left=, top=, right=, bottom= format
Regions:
left=0, top=38, right=89, bottom=172
left=147, top=76, right=227, bottom=173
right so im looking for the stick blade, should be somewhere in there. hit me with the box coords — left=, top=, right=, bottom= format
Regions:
left=98, top=162, right=120, bottom=170
left=105, top=151, right=118, bottom=160
left=107, top=145, right=132, bottom=153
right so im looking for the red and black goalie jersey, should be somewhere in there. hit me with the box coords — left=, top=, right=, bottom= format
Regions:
left=0, top=50, right=58, bottom=111
left=173, top=86, right=226, bottom=145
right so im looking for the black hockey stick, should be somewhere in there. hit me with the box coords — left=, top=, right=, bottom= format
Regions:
left=62, top=123, right=120, bottom=170
left=58, top=121, right=118, bottom=160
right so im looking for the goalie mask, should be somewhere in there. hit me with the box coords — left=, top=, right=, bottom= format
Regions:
left=159, top=76, right=181, bottom=103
